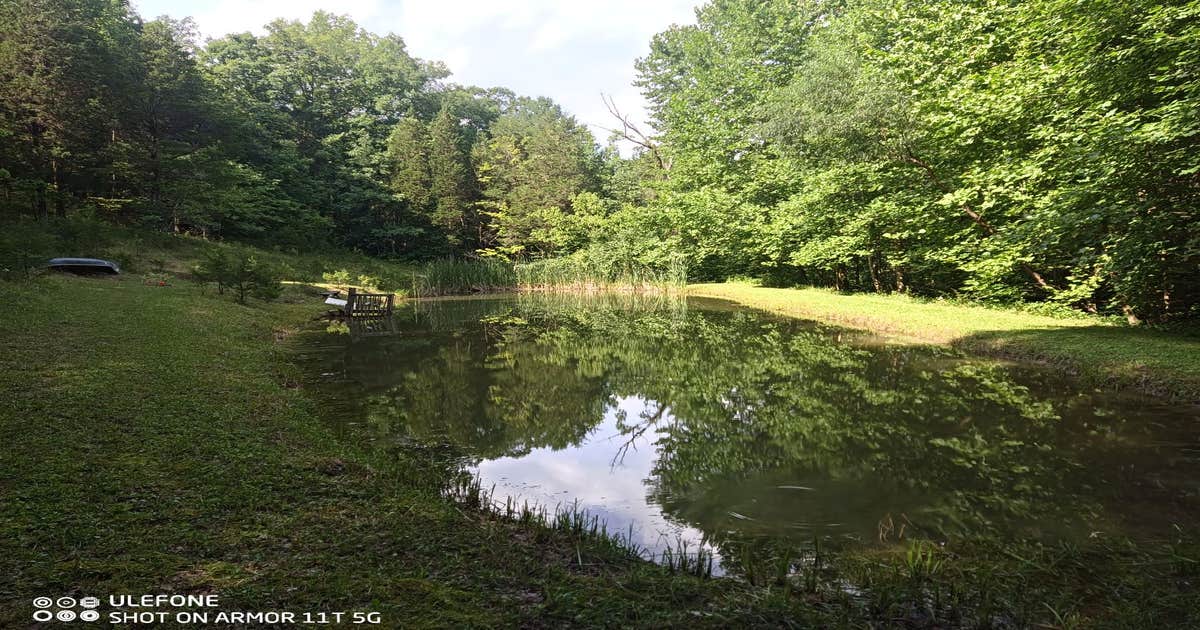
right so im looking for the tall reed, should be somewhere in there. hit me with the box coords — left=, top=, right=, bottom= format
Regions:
left=409, top=254, right=687, bottom=297
left=514, top=254, right=686, bottom=294
left=410, top=258, right=517, bottom=297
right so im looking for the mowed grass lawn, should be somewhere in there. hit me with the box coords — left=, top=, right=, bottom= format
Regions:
left=0, top=274, right=804, bottom=628
left=689, top=283, right=1200, bottom=404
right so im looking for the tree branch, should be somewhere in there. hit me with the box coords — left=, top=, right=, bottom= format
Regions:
left=600, top=93, right=670, bottom=172
left=902, top=149, right=1055, bottom=292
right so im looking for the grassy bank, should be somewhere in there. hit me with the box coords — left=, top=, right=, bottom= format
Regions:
left=689, top=283, right=1200, bottom=404
left=1, top=217, right=419, bottom=296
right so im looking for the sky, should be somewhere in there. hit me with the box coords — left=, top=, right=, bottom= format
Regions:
left=131, top=0, right=700, bottom=152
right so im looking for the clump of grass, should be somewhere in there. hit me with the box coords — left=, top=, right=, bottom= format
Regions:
left=659, top=537, right=716, bottom=578
left=411, top=258, right=517, bottom=297
left=903, top=540, right=943, bottom=582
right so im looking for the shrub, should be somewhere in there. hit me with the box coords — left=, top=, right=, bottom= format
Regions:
left=194, top=249, right=282, bottom=304
left=356, top=274, right=380, bottom=291
left=322, top=269, right=352, bottom=289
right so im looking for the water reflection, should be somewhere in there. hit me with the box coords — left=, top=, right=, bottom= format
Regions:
left=296, top=294, right=1200, bottom=575
left=477, top=396, right=712, bottom=562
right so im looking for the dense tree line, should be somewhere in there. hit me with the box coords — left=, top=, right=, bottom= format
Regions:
left=0, top=0, right=608, bottom=259
left=625, top=0, right=1199, bottom=321
left=3, top=0, right=1196, bottom=321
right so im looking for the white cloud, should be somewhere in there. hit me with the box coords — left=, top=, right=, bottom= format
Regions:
left=132, top=0, right=699, bottom=153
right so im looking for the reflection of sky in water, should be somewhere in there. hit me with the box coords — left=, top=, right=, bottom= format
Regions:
left=474, top=396, right=719, bottom=568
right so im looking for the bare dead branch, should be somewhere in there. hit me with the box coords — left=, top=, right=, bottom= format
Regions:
left=601, top=93, right=669, bottom=171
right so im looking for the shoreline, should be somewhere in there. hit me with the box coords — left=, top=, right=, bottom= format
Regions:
left=688, top=283, right=1200, bottom=404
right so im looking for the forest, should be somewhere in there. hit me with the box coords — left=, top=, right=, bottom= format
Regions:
left=1, top=0, right=1197, bottom=322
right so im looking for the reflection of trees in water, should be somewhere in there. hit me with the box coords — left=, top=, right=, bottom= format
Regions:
left=318, top=297, right=1178, bottom=576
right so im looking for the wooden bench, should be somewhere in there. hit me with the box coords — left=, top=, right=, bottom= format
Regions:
left=344, top=287, right=394, bottom=318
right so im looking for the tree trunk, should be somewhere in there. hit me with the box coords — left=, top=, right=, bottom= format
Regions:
left=35, top=182, right=48, bottom=220
left=868, top=253, right=884, bottom=293
left=111, top=128, right=118, bottom=196
left=30, top=121, right=48, bottom=220
left=52, top=159, right=65, bottom=218
left=150, top=135, right=161, bottom=206
left=1122, top=304, right=1141, bottom=326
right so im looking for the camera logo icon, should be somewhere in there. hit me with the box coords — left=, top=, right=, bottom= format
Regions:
left=33, top=594, right=102, bottom=622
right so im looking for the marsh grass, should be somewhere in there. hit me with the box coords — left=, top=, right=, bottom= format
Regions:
left=406, top=255, right=688, bottom=297
left=659, top=538, right=716, bottom=578
left=411, top=258, right=517, bottom=297
left=515, top=255, right=687, bottom=294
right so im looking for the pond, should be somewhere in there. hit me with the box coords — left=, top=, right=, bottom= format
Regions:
left=295, top=294, right=1200, bottom=577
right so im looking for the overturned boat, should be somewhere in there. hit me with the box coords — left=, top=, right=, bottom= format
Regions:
left=47, top=257, right=121, bottom=275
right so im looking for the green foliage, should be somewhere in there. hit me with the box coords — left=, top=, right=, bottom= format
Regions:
left=321, top=269, right=352, bottom=289
left=426, top=107, right=479, bottom=249
left=0, top=4, right=603, bottom=264
left=194, top=248, right=282, bottom=303
left=386, top=117, right=432, bottom=210
left=2, top=0, right=1196, bottom=322
left=633, top=0, right=1200, bottom=321
left=475, top=98, right=606, bottom=258
left=0, top=220, right=56, bottom=279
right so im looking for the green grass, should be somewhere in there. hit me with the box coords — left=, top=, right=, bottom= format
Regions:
left=0, top=215, right=418, bottom=293
left=689, top=282, right=1200, bottom=403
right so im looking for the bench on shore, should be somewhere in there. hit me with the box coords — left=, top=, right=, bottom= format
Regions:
left=341, top=287, right=394, bottom=318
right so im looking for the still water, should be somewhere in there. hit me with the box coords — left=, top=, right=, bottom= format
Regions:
left=296, top=294, right=1200, bottom=575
